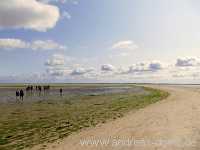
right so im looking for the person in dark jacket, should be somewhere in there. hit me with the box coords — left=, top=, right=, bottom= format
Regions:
left=20, top=89, right=24, bottom=101
left=59, top=88, right=63, bottom=97
left=16, top=90, right=20, bottom=100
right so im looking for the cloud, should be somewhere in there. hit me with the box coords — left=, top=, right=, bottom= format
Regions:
left=61, top=11, right=71, bottom=20
left=111, top=40, right=138, bottom=50
left=31, top=40, right=67, bottom=50
left=101, top=64, right=115, bottom=72
left=45, top=54, right=76, bottom=77
left=0, top=38, right=66, bottom=51
left=71, top=67, right=94, bottom=76
left=171, top=59, right=200, bottom=79
left=0, top=0, right=60, bottom=31
left=45, top=54, right=65, bottom=66
left=45, top=53, right=96, bottom=78
left=175, top=57, right=200, bottom=67
left=0, top=39, right=28, bottom=50
left=149, top=62, right=163, bottom=71
left=46, top=66, right=94, bottom=77
left=40, top=0, right=78, bottom=5
left=71, top=0, right=79, bottom=5
left=123, top=61, right=164, bottom=74
left=40, top=0, right=67, bottom=4
left=46, top=67, right=70, bottom=76
left=7, top=54, right=200, bottom=83
left=172, top=70, right=200, bottom=79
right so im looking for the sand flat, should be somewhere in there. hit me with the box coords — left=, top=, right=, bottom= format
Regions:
left=31, top=85, right=200, bottom=150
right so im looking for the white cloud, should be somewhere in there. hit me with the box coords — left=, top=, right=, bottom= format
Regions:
left=171, top=60, right=200, bottom=79
left=7, top=55, right=200, bottom=83
left=111, top=40, right=138, bottom=50
left=45, top=53, right=97, bottom=78
left=46, top=66, right=71, bottom=76
left=122, top=61, right=164, bottom=74
left=71, top=67, right=94, bottom=76
left=0, top=39, right=29, bottom=50
left=40, top=0, right=67, bottom=4
left=31, top=40, right=67, bottom=50
left=175, top=57, right=200, bottom=67
left=0, top=0, right=60, bottom=31
left=40, top=0, right=78, bottom=5
left=0, top=38, right=66, bottom=51
left=171, top=70, right=200, bottom=80
left=62, top=11, right=71, bottom=20
left=46, top=66, right=95, bottom=77
left=45, top=54, right=65, bottom=66
left=71, top=0, right=79, bottom=5
left=101, top=64, right=115, bottom=72
left=45, top=54, right=76, bottom=77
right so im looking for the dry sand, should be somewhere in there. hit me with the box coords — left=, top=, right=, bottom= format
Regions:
left=32, top=85, right=200, bottom=150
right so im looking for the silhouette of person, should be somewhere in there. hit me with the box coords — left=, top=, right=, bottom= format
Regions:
left=30, top=85, right=33, bottom=95
left=59, top=88, right=63, bottom=97
left=20, top=89, right=24, bottom=101
left=38, top=86, right=42, bottom=96
left=16, top=90, right=20, bottom=100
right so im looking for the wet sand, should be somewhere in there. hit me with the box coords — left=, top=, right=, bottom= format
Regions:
left=0, top=86, right=146, bottom=103
left=32, top=85, right=200, bottom=150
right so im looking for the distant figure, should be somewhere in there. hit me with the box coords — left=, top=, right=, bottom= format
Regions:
left=38, top=86, right=42, bottom=96
left=16, top=90, right=20, bottom=100
left=26, top=86, right=30, bottom=96
left=43, top=85, right=50, bottom=96
left=59, top=88, right=63, bottom=97
left=36, top=86, right=38, bottom=91
left=30, top=85, right=33, bottom=94
left=20, top=89, right=24, bottom=101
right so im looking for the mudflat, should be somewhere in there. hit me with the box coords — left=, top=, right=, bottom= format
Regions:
left=0, top=84, right=167, bottom=150
left=33, top=85, right=200, bottom=150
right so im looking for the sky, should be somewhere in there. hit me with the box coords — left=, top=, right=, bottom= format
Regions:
left=1, top=0, right=200, bottom=83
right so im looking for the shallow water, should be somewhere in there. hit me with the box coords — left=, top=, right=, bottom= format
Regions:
left=0, top=86, right=147, bottom=103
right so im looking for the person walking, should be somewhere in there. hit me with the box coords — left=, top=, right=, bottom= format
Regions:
left=16, top=90, right=19, bottom=100
left=59, top=88, right=63, bottom=97
left=38, top=86, right=42, bottom=96
left=20, top=89, right=24, bottom=101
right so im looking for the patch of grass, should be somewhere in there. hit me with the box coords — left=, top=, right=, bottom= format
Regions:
left=0, top=85, right=169, bottom=150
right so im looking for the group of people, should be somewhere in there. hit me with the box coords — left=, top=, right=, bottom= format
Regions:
left=15, top=89, right=24, bottom=101
left=15, top=85, right=63, bottom=101
left=26, top=85, right=47, bottom=96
